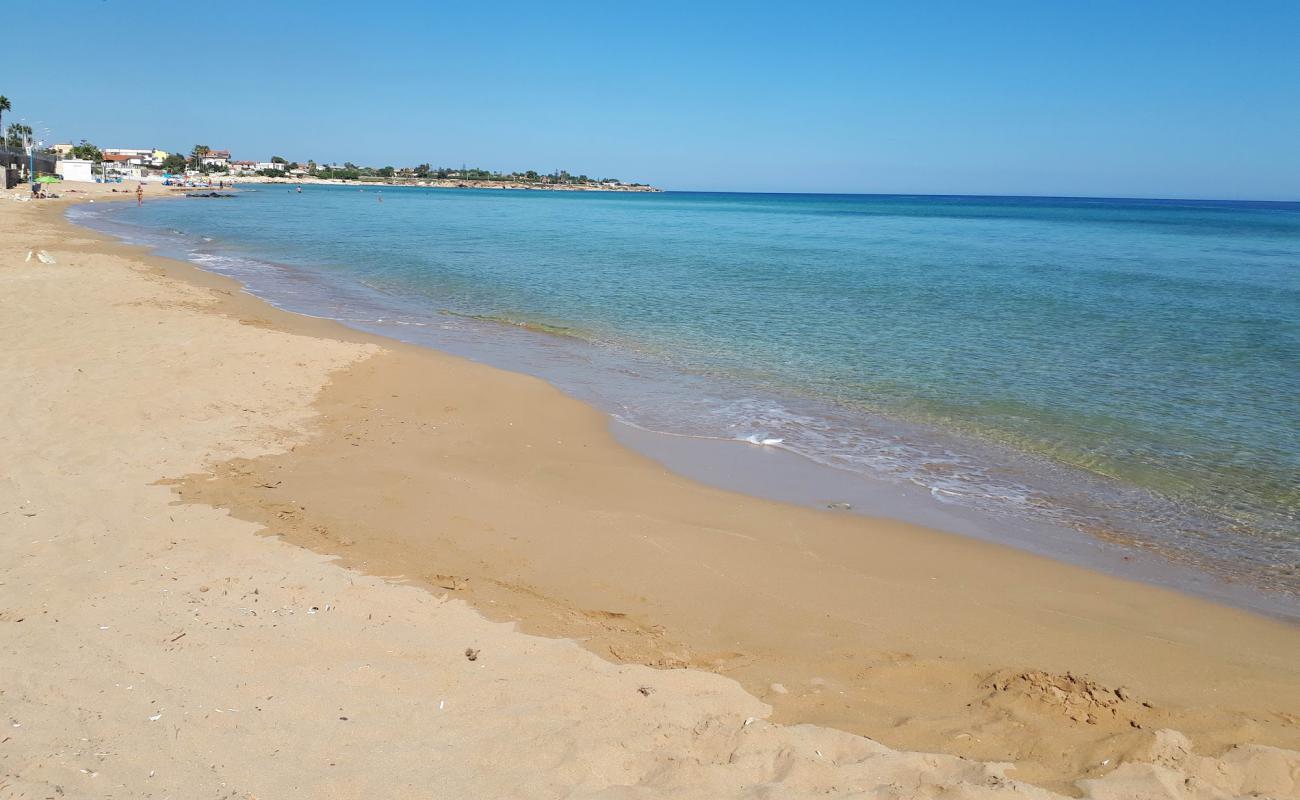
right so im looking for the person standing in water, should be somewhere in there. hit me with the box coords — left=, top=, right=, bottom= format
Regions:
left=135, top=183, right=144, bottom=206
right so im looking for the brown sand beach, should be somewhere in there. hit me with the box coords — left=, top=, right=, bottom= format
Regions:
left=2, top=182, right=1299, bottom=798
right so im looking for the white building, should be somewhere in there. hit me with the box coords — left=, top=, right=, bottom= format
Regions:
left=201, top=149, right=231, bottom=167
left=103, top=153, right=146, bottom=169
left=56, top=159, right=95, bottom=183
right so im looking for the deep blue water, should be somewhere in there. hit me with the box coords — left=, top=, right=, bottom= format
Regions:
left=71, top=187, right=1300, bottom=595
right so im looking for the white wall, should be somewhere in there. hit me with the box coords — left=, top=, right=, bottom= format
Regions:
left=56, top=159, right=96, bottom=183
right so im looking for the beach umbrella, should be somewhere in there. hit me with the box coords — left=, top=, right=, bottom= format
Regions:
left=36, top=175, right=62, bottom=183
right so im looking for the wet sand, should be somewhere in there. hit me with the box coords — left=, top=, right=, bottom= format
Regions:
left=176, top=332, right=1300, bottom=791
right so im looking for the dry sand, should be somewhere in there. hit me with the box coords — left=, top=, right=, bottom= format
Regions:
left=1, top=181, right=1298, bottom=798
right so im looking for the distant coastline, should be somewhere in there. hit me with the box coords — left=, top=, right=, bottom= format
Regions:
left=45, top=142, right=663, bottom=192
left=231, top=174, right=661, bottom=192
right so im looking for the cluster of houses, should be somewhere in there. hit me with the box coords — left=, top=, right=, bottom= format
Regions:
left=45, top=144, right=653, bottom=190
left=229, top=158, right=309, bottom=175
left=52, top=144, right=309, bottom=183
left=104, top=147, right=168, bottom=167
left=198, top=150, right=307, bottom=175
left=52, top=145, right=169, bottom=180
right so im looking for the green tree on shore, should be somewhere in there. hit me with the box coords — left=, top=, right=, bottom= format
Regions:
left=190, top=144, right=210, bottom=171
left=161, top=153, right=187, bottom=173
left=0, top=96, right=10, bottom=148
left=69, top=140, right=103, bottom=163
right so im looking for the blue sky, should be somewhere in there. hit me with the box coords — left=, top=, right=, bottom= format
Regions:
left=8, top=0, right=1299, bottom=198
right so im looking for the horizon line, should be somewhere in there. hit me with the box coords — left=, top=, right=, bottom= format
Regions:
left=655, top=189, right=1300, bottom=204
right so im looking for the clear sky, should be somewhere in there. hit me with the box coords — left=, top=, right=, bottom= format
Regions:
left=8, top=0, right=1299, bottom=198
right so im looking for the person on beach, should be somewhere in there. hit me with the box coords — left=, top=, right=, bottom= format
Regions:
left=135, top=183, right=144, bottom=206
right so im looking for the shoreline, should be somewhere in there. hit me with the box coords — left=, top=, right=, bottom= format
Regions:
left=6, top=182, right=1298, bottom=796
left=607, top=420, right=1300, bottom=621
left=5, top=183, right=1294, bottom=800
left=71, top=189, right=1299, bottom=619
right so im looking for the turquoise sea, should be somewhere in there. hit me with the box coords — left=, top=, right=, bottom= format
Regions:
left=70, top=188, right=1300, bottom=599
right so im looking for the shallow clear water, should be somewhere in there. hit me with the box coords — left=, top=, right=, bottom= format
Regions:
left=71, top=187, right=1300, bottom=596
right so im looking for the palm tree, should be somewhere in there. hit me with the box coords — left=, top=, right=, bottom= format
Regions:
left=190, top=144, right=210, bottom=171
left=6, top=122, right=31, bottom=151
left=0, top=96, right=10, bottom=149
